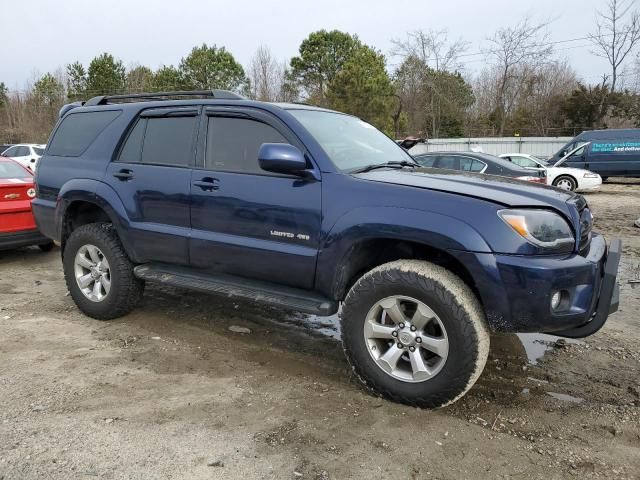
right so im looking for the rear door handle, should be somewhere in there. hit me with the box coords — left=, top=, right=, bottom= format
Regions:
left=113, top=169, right=134, bottom=180
left=193, top=177, right=220, bottom=191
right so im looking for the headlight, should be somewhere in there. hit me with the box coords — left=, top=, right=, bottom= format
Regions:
left=583, top=172, right=599, bottom=178
left=498, top=209, right=574, bottom=251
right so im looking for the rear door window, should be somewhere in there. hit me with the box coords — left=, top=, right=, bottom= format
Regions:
left=436, top=155, right=459, bottom=170
left=47, top=110, right=121, bottom=157
left=117, top=115, right=197, bottom=167
left=414, top=155, right=435, bottom=167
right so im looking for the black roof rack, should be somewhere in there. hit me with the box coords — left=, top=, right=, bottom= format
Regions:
left=84, top=89, right=244, bottom=106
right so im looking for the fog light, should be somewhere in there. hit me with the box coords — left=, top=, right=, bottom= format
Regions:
left=551, top=291, right=562, bottom=310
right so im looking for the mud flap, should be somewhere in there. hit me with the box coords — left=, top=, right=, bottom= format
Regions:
left=553, top=238, right=622, bottom=339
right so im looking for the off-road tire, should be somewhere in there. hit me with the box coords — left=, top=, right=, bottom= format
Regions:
left=553, top=175, right=577, bottom=191
left=63, top=223, right=144, bottom=320
left=341, top=260, right=489, bottom=408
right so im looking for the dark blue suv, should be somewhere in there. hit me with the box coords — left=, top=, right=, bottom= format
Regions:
left=33, top=90, right=621, bottom=408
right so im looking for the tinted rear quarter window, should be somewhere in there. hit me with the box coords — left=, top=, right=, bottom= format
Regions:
left=205, top=117, right=288, bottom=174
left=47, top=110, right=121, bottom=157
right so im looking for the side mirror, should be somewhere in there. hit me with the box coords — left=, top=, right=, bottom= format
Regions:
left=258, top=143, right=307, bottom=175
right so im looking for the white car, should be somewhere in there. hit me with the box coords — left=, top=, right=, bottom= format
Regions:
left=1, top=144, right=46, bottom=170
left=500, top=147, right=601, bottom=192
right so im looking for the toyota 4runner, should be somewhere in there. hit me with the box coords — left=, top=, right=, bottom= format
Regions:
left=33, top=90, right=621, bottom=408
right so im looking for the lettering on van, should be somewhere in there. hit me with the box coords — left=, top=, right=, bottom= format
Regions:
left=592, top=142, right=640, bottom=153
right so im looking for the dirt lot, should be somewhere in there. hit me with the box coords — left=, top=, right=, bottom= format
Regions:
left=1, top=180, right=639, bottom=480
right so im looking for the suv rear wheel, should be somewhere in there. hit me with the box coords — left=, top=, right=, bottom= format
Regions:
left=341, top=260, right=489, bottom=408
left=63, top=223, right=144, bottom=320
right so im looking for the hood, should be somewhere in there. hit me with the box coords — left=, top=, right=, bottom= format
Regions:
left=353, top=168, right=578, bottom=214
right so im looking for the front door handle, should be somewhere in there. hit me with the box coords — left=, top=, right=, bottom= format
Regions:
left=193, top=177, right=220, bottom=191
left=113, top=169, right=134, bottom=181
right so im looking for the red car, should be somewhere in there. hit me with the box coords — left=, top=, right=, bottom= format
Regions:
left=0, top=156, right=53, bottom=251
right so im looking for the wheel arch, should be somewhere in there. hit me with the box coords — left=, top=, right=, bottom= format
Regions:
left=316, top=207, right=491, bottom=302
left=327, top=237, right=482, bottom=304
left=57, top=180, right=136, bottom=260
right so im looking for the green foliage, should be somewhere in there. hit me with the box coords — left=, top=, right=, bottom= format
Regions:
left=66, top=61, right=87, bottom=100
left=290, top=30, right=362, bottom=104
left=33, top=73, right=65, bottom=106
left=86, top=53, right=126, bottom=95
left=88, top=53, right=126, bottom=95
left=126, top=66, right=154, bottom=92
left=179, top=44, right=248, bottom=92
left=394, top=55, right=474, bottom=138
left=151, top=66, right=188, bottom=92
left=561, top=83, right=611, bottom=130
left=327, top=46, right=394, bottom=130
left=0, top=82, right=7, bottom=108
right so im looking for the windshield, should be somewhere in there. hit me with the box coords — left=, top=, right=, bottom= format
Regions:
left=289, top=109, right=412, bottom=171
left=33, top=147, right=45, bottom=155
left=0, top=161, right=29, bottom=178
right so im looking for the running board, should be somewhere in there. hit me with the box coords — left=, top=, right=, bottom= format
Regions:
left=133, top=264, right=338, bottom=316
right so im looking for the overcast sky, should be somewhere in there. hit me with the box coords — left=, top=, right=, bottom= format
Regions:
left=2, top=0, right=618, bottom=91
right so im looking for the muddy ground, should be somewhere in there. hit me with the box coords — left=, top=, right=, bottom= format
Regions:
left=1, top=180, right=639, bottom=480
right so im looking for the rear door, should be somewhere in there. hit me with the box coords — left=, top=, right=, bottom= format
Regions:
left=105, top=107, right=199, bottom=265
left=189, top=107, right=322, bottom=289
left=0, top=161, right=36, bottom=233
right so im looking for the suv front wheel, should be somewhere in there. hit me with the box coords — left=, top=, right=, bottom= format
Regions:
left=341, top=260, right=489, bottom=408
left=63, top=223, right=144, bottom=320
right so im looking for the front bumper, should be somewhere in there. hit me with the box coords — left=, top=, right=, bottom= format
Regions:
left=0, top=229, right=51, bottom=251
left=451, top=234, right=621, bottom=337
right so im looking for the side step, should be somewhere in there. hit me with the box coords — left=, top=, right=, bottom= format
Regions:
left=133, top=264, right=338, bottom=316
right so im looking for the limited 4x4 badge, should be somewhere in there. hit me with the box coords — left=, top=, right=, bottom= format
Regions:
left=270, top=230, right=310, bottom=241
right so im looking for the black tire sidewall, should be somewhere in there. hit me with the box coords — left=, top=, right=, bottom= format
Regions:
left=554, top=176, right=577, bottom=191
left=63, top=225, right=126, bottom=318
left=342, top=269, right=481, bottom=406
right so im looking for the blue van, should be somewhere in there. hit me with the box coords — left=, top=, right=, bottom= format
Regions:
left=549, top=129, right=640, bottom=178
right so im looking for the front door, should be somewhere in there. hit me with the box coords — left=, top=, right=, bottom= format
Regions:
left=105, top=107, right=199, bottom=265
left=189, top=108, right=322, bottom=289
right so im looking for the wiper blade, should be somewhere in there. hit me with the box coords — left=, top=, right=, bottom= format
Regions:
left=351, top=160, right=418, bottom=174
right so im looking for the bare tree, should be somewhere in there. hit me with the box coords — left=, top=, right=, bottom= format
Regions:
left=589, top=0, right=640, bottom=92
left=391, top=29, right=469, bottom=72
left=248, top=45, right=285, bottom=102
left=485, top=16, right=553, bottom=135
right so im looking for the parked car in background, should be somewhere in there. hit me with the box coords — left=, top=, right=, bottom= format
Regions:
left=1, top=143, right=46, bottom=170
left=548, top=128, right=640, bottom=179
left=500, top=150, right=602, bottom=192
left=412, top=151, right=547, bottom=184
left=0, top=156, right=53, bottom=251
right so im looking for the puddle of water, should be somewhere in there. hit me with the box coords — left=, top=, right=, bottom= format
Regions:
left=298, top=312, right=341, bottom=340
left=546, top=391, right=584, bottom=403
left=516, top=333, right=584, bottom=365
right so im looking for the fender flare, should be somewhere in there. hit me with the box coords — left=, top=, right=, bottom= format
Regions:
left=56, top=179, right=137, bottom=259
left=316, top=206, right=492, bottom=298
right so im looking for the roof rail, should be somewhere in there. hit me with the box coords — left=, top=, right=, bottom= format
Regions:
left=84, top=89, right=244, bottom=106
